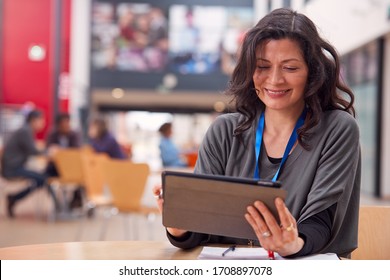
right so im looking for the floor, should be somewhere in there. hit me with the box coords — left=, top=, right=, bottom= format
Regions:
left=0, top=172, right=168, bottom=248
left=1, top=181, right=390, bottom=249
left=0, top=189, right=167, bottom=248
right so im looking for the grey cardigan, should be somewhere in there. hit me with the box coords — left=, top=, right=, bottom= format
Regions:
left=168, top=109, right=361, bottom=257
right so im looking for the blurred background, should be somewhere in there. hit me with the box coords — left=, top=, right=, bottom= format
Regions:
left=1, top=0, right=390, bottom=248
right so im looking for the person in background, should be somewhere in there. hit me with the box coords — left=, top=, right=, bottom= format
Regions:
left=88, top=117, right=126, bottom=159
left=158, top=122, right=187, bottom=168
left=45, top=113, right=81, bottom=176
left=1, top=110, right=60, bottom=218
left=45, top=113, right=83, bottom=209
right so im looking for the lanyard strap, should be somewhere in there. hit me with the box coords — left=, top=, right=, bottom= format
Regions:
left=254, top=109, right=307, bottom=181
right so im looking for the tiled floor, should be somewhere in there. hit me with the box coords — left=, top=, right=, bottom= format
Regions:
left=1, top=183, right=389, bottom=249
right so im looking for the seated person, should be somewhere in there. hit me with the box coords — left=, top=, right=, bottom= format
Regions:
left=46, top=113, right=82, bottom=209
left=1, top=110, right=60, bottom=218
left=158, top=122, right=187, bottom=168
left=88, top=117, right=126, bottom=159
left=45, top=112, right=81, bottom=176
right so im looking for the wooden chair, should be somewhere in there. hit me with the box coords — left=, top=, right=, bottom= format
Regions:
left=48, top=148, right=86, bottom=219
left=352, top=205, right=390, bottom=260
left=75, top=152, right=113, bottom=240
left=51, top=148, right=85, bottom=186
left=81, top=152, right=112, bottom=208
left=100, top=159, right=159, bottom=240
left=50, top=149, right=113, bottom=218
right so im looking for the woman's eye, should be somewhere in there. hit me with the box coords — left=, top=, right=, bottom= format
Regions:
left=284, top=66, right=298, bottom=71
left=257, top=66, right=270, bottom=70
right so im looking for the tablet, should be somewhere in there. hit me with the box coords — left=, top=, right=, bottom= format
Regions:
left=162, top=171, right=287, bottom=241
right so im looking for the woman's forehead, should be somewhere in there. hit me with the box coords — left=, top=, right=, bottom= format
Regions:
left=254, top=39, right=305, bottom=61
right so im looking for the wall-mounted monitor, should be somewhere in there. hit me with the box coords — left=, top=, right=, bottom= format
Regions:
left=90, top=0, right=254, bottom=92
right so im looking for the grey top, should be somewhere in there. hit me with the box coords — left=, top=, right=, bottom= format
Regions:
left=169, top=109, right=361, bottom=257
left=1, top=125, right=42, bottom=177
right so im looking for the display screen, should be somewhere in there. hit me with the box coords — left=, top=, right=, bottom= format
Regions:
left=90, top=0, right=254, bottom=91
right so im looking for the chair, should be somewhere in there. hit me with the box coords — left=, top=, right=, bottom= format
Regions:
left=100, top=159, right=159, bottom=240
left=351, top=205, right=390, bottom=260
left=75, top=152, right=113, bottom=240
left=48, top=148, right=86, bottom=219
left=50, top=148, right=113, bottom=216
left=81, top=153, right=112, bottom=209
left=51, top=148, right=85, bottom=185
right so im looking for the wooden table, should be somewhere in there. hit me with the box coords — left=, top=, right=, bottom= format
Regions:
left=0, top=241, right=202, bottom=260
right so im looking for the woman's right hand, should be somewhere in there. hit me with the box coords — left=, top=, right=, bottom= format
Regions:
left=152, top=185, right=188, bottom=238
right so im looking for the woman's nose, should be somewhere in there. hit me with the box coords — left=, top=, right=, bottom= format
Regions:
left=268, top=67, right=285, bottom=84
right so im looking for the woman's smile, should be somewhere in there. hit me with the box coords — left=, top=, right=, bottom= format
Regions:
left=264, top=88, right=292, bottom=98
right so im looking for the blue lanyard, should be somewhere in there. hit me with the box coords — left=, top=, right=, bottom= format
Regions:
left=254, top=109, right=307, bottom=181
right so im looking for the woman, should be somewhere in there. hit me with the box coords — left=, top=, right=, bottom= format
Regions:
left=88, top=117, right=126, bottom=159
left=155, top=8, right=361, bottom=258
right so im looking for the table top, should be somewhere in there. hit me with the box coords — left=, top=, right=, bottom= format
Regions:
left=0, top=241, right=202, bottom=260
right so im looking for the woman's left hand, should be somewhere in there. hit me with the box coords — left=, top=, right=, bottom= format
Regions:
left=245, top=197, right=304, bottom=257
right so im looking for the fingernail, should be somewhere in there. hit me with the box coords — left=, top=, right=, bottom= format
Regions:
left=254, top=201, right=262, bottom=207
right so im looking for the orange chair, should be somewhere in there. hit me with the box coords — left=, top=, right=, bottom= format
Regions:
left=100, top=159, right=159, bottom=240
left=49, top=148, right=85, bottom=219
left=81, top=153, right=112, bottom=209
left=50, top=148, right=111, bottom=218
left=75, top=152, right=113, bottom=240
left=51, top=148, right=85, bottom=186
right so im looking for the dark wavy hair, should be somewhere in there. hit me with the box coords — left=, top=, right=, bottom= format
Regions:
left=227, top=8, right=355, bottom=147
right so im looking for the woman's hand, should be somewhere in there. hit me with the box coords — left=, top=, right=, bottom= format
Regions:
left=152, top=185, right=188, bottom=238
left=245, top=197, right=304, bottom=257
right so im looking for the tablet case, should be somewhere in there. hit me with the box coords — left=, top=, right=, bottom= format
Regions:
left=162, top=171, right=287, bottom=241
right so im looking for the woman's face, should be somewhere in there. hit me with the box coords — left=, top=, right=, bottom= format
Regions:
left=88, top=123, right=98, bottom=139
left=253, top=38, right=308, bottom=114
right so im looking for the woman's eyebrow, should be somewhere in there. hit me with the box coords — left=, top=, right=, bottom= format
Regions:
left=256, top=58, right=301, bottom=62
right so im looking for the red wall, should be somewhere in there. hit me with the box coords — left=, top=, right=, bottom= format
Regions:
left=1, top=0, right=71, bottom=138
